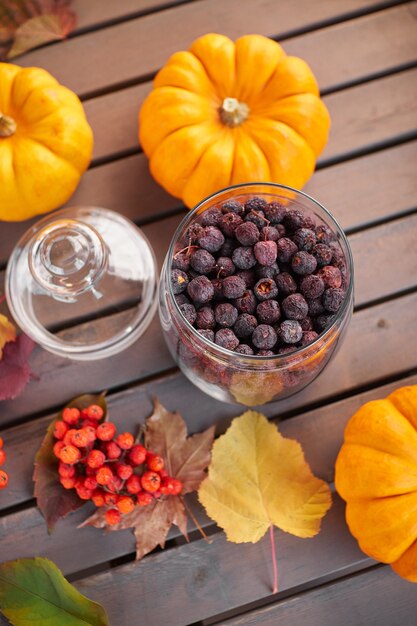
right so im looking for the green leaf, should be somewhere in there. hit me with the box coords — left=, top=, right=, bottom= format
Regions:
left=33, top=393, right=107, bottom=532
left=0, top=557, right=108, bottom=626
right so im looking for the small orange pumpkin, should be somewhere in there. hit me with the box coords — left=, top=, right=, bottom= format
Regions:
left=139, top=33, right=330, bottom=208
left=335, top=385, right=417, bottom=582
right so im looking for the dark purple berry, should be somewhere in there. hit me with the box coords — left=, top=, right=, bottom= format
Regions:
left=211, top=278, right=223, bottom=300
left=256, top=349, right=275, bottom=356
left=283, top=209, right=306, bottom=232
left=232, top=246, right=257, bottom=270
left=201, top=208, right=222, bottom=227
left=300, top=316, right=313, bottom=331
left=216, top=256, right=235, bottom=277
left=256, top=262, right=279, bottom=280
left=299, top=274, right=325, bottom=299
left=307, top=298, right=325, bottom=317
left=252, top=324, right=277, bottom=350
left=221, top=199, right=244, bottom=216
left=254, top=278, right=279, bottom=301
left=245, top=210, right=267, bottom=229
left=322, top=287, right=345, bottom=312
left=315, top=224, right=334, bottom=245
left=233, top=314, right=258, bottom=338
left=215, top=303, right=238, bottom=327
left=264, top=201, right=286, bottom=224
left=257, top=300, right=281, bottom=325
left=187, top=275, right=214, bottom=305
left=300, top=331, right=319, bottom=346
left=315, top=314, right=335, bottom=333
left=222, top=275, right=246, bottom=299
left=179, top=303, right=197, bottom=325
left=220, top=212, right=243, bottom=237
left=198, top=225, right=225, bottom=253
left=292, top=228, right=316, bottom=252
left=312, top=243, right=333, bottom=267
left=171, top=269, right=189, bottom=294
left=254, top=240, right=277, bottom=266
left=303, top=215, right=316, bottom=230
left=278, top=346, right=296, bottom=355
left=196, top=306, right=215, bottom=330
left=185, top=223, right=204, bottom=242
left=282, top=293, right=308, bottom=320
left=235, top=221, right=260, bottom=246
left=236, top=269, right=257, bottom=288
left=215, top=328, right=239, bottom=351
left=261, top=226, right=280, bottom=242
left=276, top=237, right=298, bottom=263
left=244, top=197, right=268, bottom=213
left=277, top=320, right=303, bottom=344
left=190, top=248, right=215, bottom=274
left=172, top=251, right=191, bottom=272
left=219, top=238, right=237, bottom=257
left=317, top=265, right=342, bottom=289
left=291, top=251, right=317, bottom=275
left=275, top=272, right=297, bottom=296
left=235, top=344, right=254, bottom=355
left=198, top=329, right=215, bottom=342
left=175, top=293, right=190, bottom=306
left=234, top=290, right=257, bottom=314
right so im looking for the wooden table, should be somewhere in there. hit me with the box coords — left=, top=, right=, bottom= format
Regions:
left=1, top=1, right=417, bottom=624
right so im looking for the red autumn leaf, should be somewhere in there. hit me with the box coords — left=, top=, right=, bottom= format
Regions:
left=81, top=399, right=215, bottom=559
left=33, top=393, right=107, bottom=532
left=0, top=333, right=35, bottom=401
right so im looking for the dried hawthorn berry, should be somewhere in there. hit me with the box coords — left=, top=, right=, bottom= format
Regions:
left=141, top=470, right=161, bottom=493
left=215, top=303, right=238, bottom=328
left=200, top=208, right=222, bottom=227
left=283, top=209, right=306, bottom=232
left=222, top=275, right=246, bottom=299
left=291, top=251, right=317, bottom=275
left=252, top=324, right=278, bottom=350
left=233, top=314, right=258, bottom=338
left=276, top=238, right=298, bottom=263
left=315, top=314, right=335, bottom=333
left=220, top=212, right=243, bottom=237
left=179, top=303, right=197, bottom=325
left=256, top=262, right=279, bottom=280
left=129, top=444, right=147, bottom=465
left=300, top=317, right=314, bottom=331
left=317, top=265, right=342, bottom=289
left=256, top=349, right=275, bottom=356
left=215, top=328, right=239, bottom=351
left=257, top=300, right=281, bottom=325
left=185, top=223, right=204, bottom=242
left=278, top=320, right=303, bottom=344
left=198, top=226, right=225, bottom=253
left=198, top=329, right=215, bottom=341
left=236, top=270, right=256, bottom=289
left=171, top=269, right=189, bottom=294
left=245, top=210, right=268, bottom=229
left=315, top=224, right=334, bottom=245
left=232, top=246, right=257, bottom=270
left=245, top=197, right=268, bottom=213
left=312, top=243, right=333, bottom=267
left=322, top=288, right=345, bottom=312
left=172, top=251, right=190, bottom=272
left=96, top=422, right=117, bottom=442
left=301, top=331, right=319, bottom=346
left=264, top=202, right=286, bottom=224
left=196, top=306, right=215, bottom=330
left=261, top=226, right=280, bottom=241
left=275, top=272, right=297, bottom=296
left=211, top=278, right=223, bottom=300
left=175, top=294, right=190, bottom=307
left=105, top=508, right=122, bottom=526
left=234, top=290, right=257, bottom=314
left=282, top=294, right=308, bottom=320
left=307, top=297, right=325, bottom=317
left=254, top=240, right=277, bottom=266
left=187, top=275, right=214, bottom=305
left=299, top=275, right=325, bottom=299
left=221, top=199, right=244, bottom=216
left=235, top=221, right=260, bottom=246
left=235, top=344, right=254, bottom=355
left=216, top=256, right=235, bottom=277
left=254, top=278, right=278, bottom=301
left=190, top=249, right=215, bottom=274
left=292, top=228, right=316, bottom=252
left=219, top=238, right=237, bottom=257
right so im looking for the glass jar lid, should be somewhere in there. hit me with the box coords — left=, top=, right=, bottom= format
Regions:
left=5, top=207, right=158, bottom=360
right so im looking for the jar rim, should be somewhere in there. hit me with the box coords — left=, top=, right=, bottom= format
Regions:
left=166, top=182, right=354, bottom=364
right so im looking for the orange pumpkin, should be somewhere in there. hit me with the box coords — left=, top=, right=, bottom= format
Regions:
left=139, top=33, right=330, bottom=208
left=335, top=385, right=417, bottom=582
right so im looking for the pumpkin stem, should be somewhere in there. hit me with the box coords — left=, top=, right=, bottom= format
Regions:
left=0, top=113, right=17, bottom=138
left=219, top=97, right=250, bottom=127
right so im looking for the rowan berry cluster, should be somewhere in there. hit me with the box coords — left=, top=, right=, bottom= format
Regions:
left=53, top=404, right=183, bottom=526
left=0, top=436, right=8, bottom=490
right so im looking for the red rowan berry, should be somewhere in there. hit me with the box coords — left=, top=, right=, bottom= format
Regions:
left=153, top=491, right=161, bottom=499
left=111, top=476, right=124, bottom=492
left=92, top=489, right=106, bottom=507
left=128, top=444, right=147, bottom=466
left=116, top=432, right=134, bottom=450
left=62, top=407, right=80, bottom=425
left=80, top=408, right=90, bottom=419
left=116, top=463, right=133, bottom=480
left=53, top=420, right=68, bottom=440
left=96, top=466, right=113, bottom=485
left=76, top=485, right=93, bottom=500
left=59, top=445, right=81, bottom=465
left=84, top=476, right=98, bottom=490
left=105, top=441, right=122, bottom=460
left=0, top=449, right=6, bottom=466
left=105, top=508, right=121, bottom=526
left=87, top=449, right=105, bottom=469
left=86, top=405, right=104, bottom=420
left=117, top=496, right=135, bottom=514
left=160, top=478, right=183, bottom=496
left=159, top=469, right=168, bottom=479
left=141, top=471, right=161, bottom=493
left=104, top=492, right=118, bottom=506
left=81, top=419, right=98, bottom=429
left=137, top=492, right=153, bottom=506
left=82, top=426, right=97, bottom=444
left=0, top=436, right=3, bottom=448
left=146, top=453, right=164, bottom=472
left=58, top=462, right=76, bottom=478
left=60, top=477, right=76, bottom=490
left=85, top=465, right=97, bottom=476
left=53, top=441, right=65, bottom=459
left=71, top=429, right=90, bottom=448
left=96, top=422, right=116, bottom=441
left=126, top=474, right=142, bottom=494
left=0, top=470, right=9, bottom=489
left=64, top=429, right=78, bottom=445
left=169, top=478, right=183, bottom=495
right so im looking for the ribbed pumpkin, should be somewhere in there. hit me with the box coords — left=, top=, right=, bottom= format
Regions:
left=335, top=385, right=417, bottom=582
left=0, top=63, right=93, bottom=222
left=139, top=33, right=330, bottom=208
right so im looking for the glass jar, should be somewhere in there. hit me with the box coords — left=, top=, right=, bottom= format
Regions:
left=159, top=183, right=353, bottom=406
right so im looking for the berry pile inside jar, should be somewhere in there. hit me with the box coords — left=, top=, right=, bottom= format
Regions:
left=171, top=196, right=347, bottom=355
left=53, top=405, right=183, bottom=526
left=0, top=436, right=8, bottom=490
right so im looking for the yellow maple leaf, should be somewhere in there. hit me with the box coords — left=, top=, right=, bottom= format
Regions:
left=198, top=411, right=332, bottom=543
left=0, top=313, right=16, bottom=359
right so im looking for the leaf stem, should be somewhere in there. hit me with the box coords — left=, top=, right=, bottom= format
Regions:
left=269, top=524, right=278, bottom=594
left=182, top=497, right=211, bottom=544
